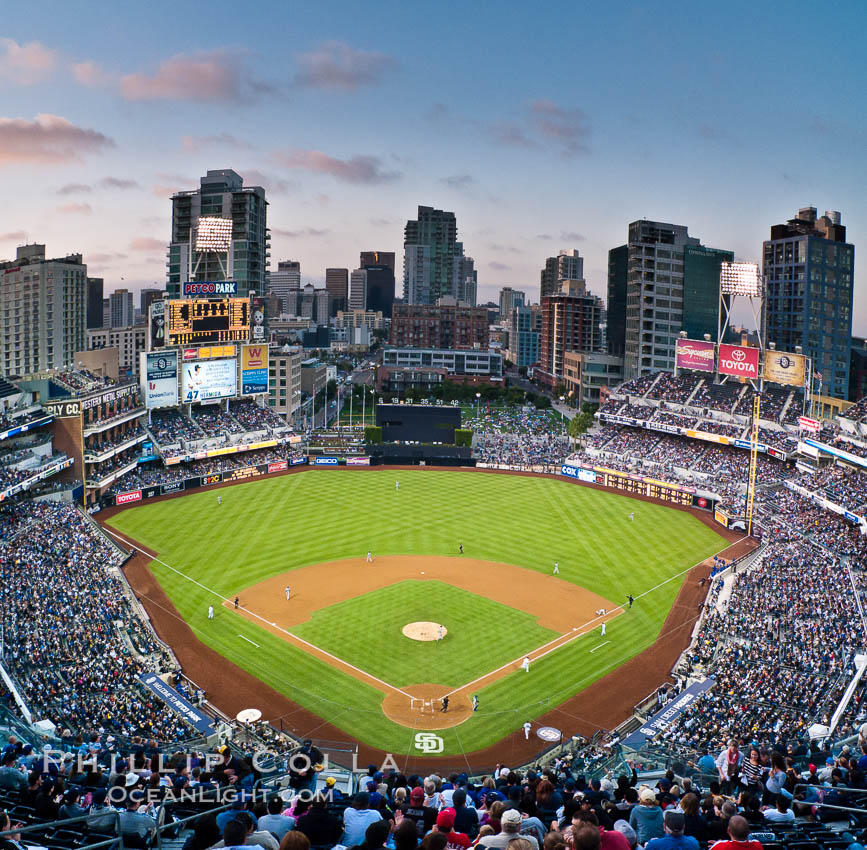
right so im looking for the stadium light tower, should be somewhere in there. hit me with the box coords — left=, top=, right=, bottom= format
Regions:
left=189, top=216, right=234, bottom=282
left=718, top=261, right=764, bottom=388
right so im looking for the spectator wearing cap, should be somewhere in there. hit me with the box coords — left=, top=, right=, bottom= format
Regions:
left=324, top=775, right=344, bottom=802
left=258, top=795, right=296, bottom=841
left=708, top=815, right=762, bottom=850
left=87, top=788, right=116, bottom=833
left=644, top=811, right=699, bottom=850
left=403, top=787, right=437, bottom=837
left=59, top=788, right=88, bottom=821
left=343, top=793, right=383, bottom=847
left=629, top=788, right=664, bottom=844
left=118, top=796, right=158, bottom=845
left=477, top=809, right=535, bottom=850
left=613, top=821, right=638, bottom=850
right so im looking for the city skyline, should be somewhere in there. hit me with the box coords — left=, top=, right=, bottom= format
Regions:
left=0, top=0, right=864, bottom=328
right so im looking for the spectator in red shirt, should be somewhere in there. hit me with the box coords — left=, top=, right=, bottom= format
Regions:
left=709, top=816, right=763, bottom=850
left=431, top=810, right=471, bottom=850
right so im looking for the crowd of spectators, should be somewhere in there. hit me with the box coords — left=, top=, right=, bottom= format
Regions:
left=791, top=465, right=867, bottom=512
left=85, top=426, right=146, bottom=458
left=691, top=382, right=743, bottom=414
left=695, top=420, right=745, bottom=439
left=469, top=407, right=569, bottom=467
left=0, top=451, right=69, bottom=491
left=650, top=410, right=696, bottom=428
left=645, top=372, right=702, bottom=404
left=230, top=399, right=290, bottom=432
left=618, top=373, right=660, bottom=397
left=191, top=406, right=247, bottom=438
left=50, top=369, right=116, bottom=395
left=149, top=409, right=203, bottom=446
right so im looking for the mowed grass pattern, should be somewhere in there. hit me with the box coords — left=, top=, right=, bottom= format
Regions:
left=293, top=580, right=558, bottom=688
left=107, top=468, right=726, bottom=755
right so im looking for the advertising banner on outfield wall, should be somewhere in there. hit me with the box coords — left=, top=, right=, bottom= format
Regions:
left=142, top=351, right=179, bottom=409
left=314, top=456, right=339, bottom=466
left=675, top=338, right=715, bottom=372
left=137, top=673, right=215, bottom=735
left=718, top=344, right=759, bottom=379
left=714, top=508, right=730, bottom=528
left=763, top=351, right=806, bottom=387
left=346, top=457, right=371, bottom=466
left=622, top=678, right=716, bottom=748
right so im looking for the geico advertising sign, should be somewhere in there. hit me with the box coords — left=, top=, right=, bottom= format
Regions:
left=142, top=351, right=179, bottom=409
left=718, top=344, right=759, bottom=378
left=182, top=358, right=237, bottom=402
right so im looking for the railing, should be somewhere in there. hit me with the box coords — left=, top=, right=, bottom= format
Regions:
left=0, top=810, right=122, bottom=850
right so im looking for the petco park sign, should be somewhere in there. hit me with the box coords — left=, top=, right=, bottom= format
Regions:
left=718, top=344, right=759, bottom=379
left=183, top=281, right=239, bottom=296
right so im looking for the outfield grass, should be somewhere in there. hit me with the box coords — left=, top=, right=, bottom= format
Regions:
left=106, top=468, right=726, bottom=755
left=293, top=580, right=558, bottom=688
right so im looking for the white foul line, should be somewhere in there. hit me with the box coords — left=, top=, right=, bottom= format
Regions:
left=590, top=640, right=610, bottom=653
left=106, top=528, right=415, bottom=699
left=239, top=634, right=260, bottom=648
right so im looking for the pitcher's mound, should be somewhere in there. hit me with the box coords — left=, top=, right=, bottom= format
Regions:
left=402, top=621, right=447, bottom=642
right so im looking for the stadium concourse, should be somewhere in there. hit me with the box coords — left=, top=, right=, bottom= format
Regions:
left=5, top=370, right=867, bottom=848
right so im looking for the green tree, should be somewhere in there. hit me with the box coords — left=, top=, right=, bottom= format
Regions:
left=568, top=403, right=598, bottom=438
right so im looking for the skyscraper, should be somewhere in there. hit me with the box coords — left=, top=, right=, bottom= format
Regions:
left=403, top=206, right=473, bottom=304
left=166, top=168, right=268, bottom=298
left=86, top=277, right=104, bottom=329
left=325, top=268, right=349, bottom=314
left=360, top=251, right=395, bottom=271
left=109, top=288, right=135, bottom=328
left=606, top=246, right=628, bottom=357
left=614, top=220, right=731, bottom=380
left=763, top=207, right=854, bottom=399
left=540, top=249, right=584, bottom=300
left=363, top=266, right=395, bottom=317
left=139, top=288, right=161, bottom=320
left=0, top=244, right=86, bottom=375
left=267, top=260, right=301, bottom=313
left=498, top=287, right=525, bottom=320
left=349, top=268, right=367, bottom=311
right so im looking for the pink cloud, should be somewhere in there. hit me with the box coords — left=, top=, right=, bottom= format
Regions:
left=0, top=38, right=57, bottom=85
left=121, top=50, right=267, bottom=103
left=529, top=99, right=591, bottom=155
left=294, top=41, right=396, bottom=91
left=274, top=149, right=400, bottom=184
left=0, top=230, right=27, bottom=242
left=130, top=237, right=165, bottom=252
left=57, top=202, right=92, bottom=215
left=57, top=182, right=92, bottom=196
left=71, top=60, right=111, bottom=87
left=0, top=114, right=114, bottom=166
left=181, top=132, right=252, bottom=152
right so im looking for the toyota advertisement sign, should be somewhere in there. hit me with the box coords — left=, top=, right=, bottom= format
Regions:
left=142, top=351, right=179, bottom=409
left=675, top=338, right=715, bottom=372
left=718, top=344, right=759, bottom=379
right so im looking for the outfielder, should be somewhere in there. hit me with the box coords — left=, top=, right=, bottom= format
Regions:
left=208, top=605, right=214, bottom=619
left=366, top=550, right=373, bottom=563
left=553, top=561, right=560, bottom=575
left=601, top=621, right=606, bottom=637
left=218, top=495, right=222, bottom=506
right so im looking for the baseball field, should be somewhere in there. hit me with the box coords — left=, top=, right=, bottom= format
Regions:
left=105, top=467, right=729, bottom=757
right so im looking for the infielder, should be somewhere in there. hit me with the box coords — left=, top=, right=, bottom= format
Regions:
left=208, top=605, right=214, bottom=619
left=553, top=561, right=559, bottom=575
left=472, top=694, right=479, bottom=712
left=459, top=543, right=463, bottom=554
left=523, top=721, right=532, bottom=740
left=627, top=594, right=634, bottom=609
left=285, top=586, right=291, bottom=602
left=521, top=656, right=530, bottom=673
left=437, top=625, right=444, bottom=641
left=366, top=550, right=373, bottom=563
left=601, top=621, right=606, bottom=637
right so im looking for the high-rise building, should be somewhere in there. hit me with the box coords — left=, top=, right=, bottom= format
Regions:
left=363, top=265, right=396, bottom=317
left=325, top=268, right=349, bottom=314
left=403, top=206, right=473, bottom=305
left=349, top=268, right=367, bottom=311
left=139, top=288, right=161, bottom=321
left=538, top=279, right=604, bottom=389
left=167, top=168, right=268, bottom=298
left=360, top=251, right=395, bottom=271
left=109, top=288, right=135, bottom=329
left=606, top=246, right=628, bottom=357
left=0, top=244, right=86, bottom=375
left=763, top=207, right=854, bottom=399
left=453, top=255, right=477, bottom=306
left=267, top=260, right=301, bottom=313
left=390, top=301, right=489, bottom=349
left=506, top=304, right=540, bottom=368
left=613, top=219, right=731, bottom=380
left=284, top=284, right=330, bottom=324
left=86, top=277, right=104, bottom=329
left=498, top=287, right=525, bottom=320
left=540, top=249, right=584, bottom=300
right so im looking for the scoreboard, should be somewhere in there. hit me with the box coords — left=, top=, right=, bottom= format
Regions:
left=562, top=462, right=711, bottom=510
left=168, top=298, right=250, bottom=346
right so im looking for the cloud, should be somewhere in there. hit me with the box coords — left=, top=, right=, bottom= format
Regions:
left=490, top=122, right=539, bottom=149
left=0, top=38, right=57, bottom=85
left=57, top=182, right=92, bottom=196
left=241, top=169, right=297, bottom=195
left=271, top=226, right=330, bottom=238
left=121, top=50, right=267, bottom=103
left=560, top=230, right=586, bottom=242
left=181, top=132, right=253, bottom=152
left=439, top=174, right=476, bottom=190
left=294, top=41, right=396, bottom=91
left=487, top=243, right=522, bottom=255
left=100, top=176, right=139, bottom=190
left=274, top=149, right=400, bottom=184
left=57, top=202, right=92, bottom=215
left=88, top=251, right=128, bottom=263
left=130, top=237, right=165, bottom=252
left=0, top=230, right=26, bottom=242
left=152, top=173, right=196, bottom=198
left=0, top=114, right=114, bottom=166
left=529, top=99, right=591, bottom=155
left=536, top=234, right=553, bottom=240
left=488, top=261, right=512, bottom=272
left=71, top=60, right=110, bottom=87
left=370, top=217, right=394, bottom=227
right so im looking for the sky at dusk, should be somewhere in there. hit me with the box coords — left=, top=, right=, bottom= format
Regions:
left=1, top=0, right=865, bottom=329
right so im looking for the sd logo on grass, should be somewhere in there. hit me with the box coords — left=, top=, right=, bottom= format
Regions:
left=414, top=732, right=444, bottom=753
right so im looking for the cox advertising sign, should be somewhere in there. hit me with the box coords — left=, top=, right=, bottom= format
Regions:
left=142, top=351, right=179, bottom=410
left=182, top=281, right=238, bottom=296
left=718, top=344, right=759, bottom=379
left=314, top=456, right=339, bottom=466
left=675, top=338, right=715, bottom=372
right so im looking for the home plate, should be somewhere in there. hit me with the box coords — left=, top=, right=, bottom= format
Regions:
left=421, top=571, right=425, bottom=574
